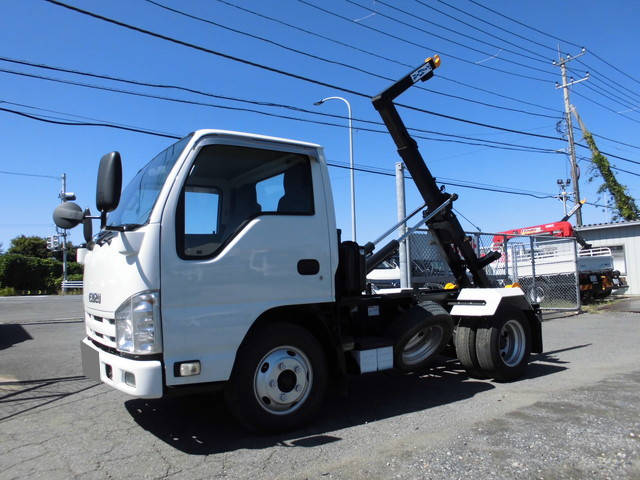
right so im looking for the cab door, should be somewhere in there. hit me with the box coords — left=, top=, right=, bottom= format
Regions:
left=159, top=135, right=335, bottom=386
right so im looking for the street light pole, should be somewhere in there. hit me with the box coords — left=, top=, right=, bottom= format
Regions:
left=314, top=96, right=356, bottom=242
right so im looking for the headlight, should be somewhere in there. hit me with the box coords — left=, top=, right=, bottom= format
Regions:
left=115, top=291, right=162, bottom=354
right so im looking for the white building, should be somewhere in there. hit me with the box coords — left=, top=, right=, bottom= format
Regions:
left=576, top=220, right=640, bottom=295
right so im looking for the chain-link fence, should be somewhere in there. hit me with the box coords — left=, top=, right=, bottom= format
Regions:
left=408, top=229, right=580, bottom=311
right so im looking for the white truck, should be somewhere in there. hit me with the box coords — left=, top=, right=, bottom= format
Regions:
left=53, top=57, right=542, bottom=432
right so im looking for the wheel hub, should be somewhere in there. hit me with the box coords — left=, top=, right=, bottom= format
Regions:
left=254, top=347, right=312, bottom=415
left=499, top=320, right=526, bottom=367
left=401, top=325, right=444, bottom=366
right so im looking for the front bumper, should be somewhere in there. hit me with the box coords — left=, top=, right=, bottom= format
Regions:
left=81, top=338, right=163, bottom=398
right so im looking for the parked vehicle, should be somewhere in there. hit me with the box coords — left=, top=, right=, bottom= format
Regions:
left=54, top=57, right=542, bottom=432
left=492, top=221, right=622, bottom=302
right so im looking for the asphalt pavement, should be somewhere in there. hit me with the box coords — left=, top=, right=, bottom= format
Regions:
left=1, top=295, right=639, bottom=479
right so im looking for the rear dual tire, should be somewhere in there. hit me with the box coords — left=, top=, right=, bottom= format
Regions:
left=455, top=306, right=531, bottom=382
left=388, top=301, right=453, bottom=372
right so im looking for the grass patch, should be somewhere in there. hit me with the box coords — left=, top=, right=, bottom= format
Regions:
left=581, top=296, right=625, bottom=313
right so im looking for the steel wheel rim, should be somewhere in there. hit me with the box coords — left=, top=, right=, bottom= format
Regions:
left=402, top=325, right=443, bottom=366
left=253, top=346, right=312, bottom=415
left=499, top=320, right=526, bottom=367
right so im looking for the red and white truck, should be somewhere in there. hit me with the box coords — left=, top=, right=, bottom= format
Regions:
left=492, top=221, right=622, bottom=302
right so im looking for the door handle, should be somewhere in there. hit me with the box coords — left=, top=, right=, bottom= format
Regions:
left=297, top=259, right=320, bottom=275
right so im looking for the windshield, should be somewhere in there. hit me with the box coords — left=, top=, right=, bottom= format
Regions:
left=107, top=134, right=192, bottom=228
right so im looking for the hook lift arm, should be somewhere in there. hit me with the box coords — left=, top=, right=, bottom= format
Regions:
left=371, top=56, right=499, bottom=288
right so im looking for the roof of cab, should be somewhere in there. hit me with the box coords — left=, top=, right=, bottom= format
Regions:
left=191, top=129, right=322, bottom=149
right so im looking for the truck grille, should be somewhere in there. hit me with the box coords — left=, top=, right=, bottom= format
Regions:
left=86, top=312, right=116, bottom=348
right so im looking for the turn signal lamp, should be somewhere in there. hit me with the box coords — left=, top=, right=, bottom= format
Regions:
left=444, top=282, right=457, bottom=290
left=505, top=282, right=522, bottom=289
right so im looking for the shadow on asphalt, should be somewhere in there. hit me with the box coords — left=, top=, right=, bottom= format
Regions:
left=124, top=355, right=567, bottom=455
left=0, top=324, right=33, bottom=350
left=0, top=376, right=98, bottom=422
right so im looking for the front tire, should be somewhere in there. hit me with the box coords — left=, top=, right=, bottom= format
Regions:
left=225, top=323, right=327, bottom=432
left=475, top=306, right=531, bottom=382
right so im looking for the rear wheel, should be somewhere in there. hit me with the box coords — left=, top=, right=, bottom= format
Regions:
left=225, top=323, right=327, bottom=432
left=476, top=306, right=531, bottom=382
left=454, top=319, right=485, bottom=379
left=387, top=302, right=453, bottom=372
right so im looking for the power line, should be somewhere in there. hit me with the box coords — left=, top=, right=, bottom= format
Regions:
left=345, top=0, right=557, bottom=77
left=584, top=74, right=640, bottom=113
left=0, top=97, right=178, bottom=136
left=41, top=0, right=369, bottom=97
left=40, top=0, right=565, bottom=138
left=570, top=69, right=640, bottom=112
left=31, top=0, right=640, bottom=172
left=327, top=161, right=555, bottom=199
left=298, top=0, right=555, bottom=83
left=0, top=103, right=562, bottom=199
left=571, top=90, right=640, bottom=127
left=576, top=129, right=640, bottom=151
left=413, top=0, right=552, bottom=63
left=0, top=106, right=181, bottom=139
left=140, top=0, right=557, bottom=119
left=2, top=100, right=632, bottom=207
left=210, top=0, right=561, bottom=114
left=0, top=64, right=560, bottom=153
left=361, top=0, right=554, bottom=67
left=0, top=80, right=558, bottom=155
left=590, top=51, right=640, bottom=88
left=462, top=0, right=640, bottom=98
left=464, top=0, right=581, bottom=51
left=328, top=160, right=627, bottom=209
left=0, top=169, right=59, bottom=180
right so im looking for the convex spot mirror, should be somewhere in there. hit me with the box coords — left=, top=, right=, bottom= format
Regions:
left=53, top=202, right=84, bottom=229
left=96, top=151, right=122, bottom=213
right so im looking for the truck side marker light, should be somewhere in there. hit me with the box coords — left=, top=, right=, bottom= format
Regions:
left=176, top=361, right=201, bottom=377
left=444, top=282, right=457, bottom=290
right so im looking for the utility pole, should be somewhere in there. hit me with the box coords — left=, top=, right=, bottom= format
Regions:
left=556, top=178, right=571, bottom=216
left=58, top=174, right=76, bottom=293
left=395, top=162, right=411, bottom=289
left=553, top=47, right=589, bottom=226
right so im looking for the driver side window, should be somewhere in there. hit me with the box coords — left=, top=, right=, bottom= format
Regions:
left=177, top=144, right=314, bottom=259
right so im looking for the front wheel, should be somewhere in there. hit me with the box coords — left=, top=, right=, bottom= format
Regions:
left=225, top=323, right=327, bottom=432
left=475, top=307, right=531, bottom=382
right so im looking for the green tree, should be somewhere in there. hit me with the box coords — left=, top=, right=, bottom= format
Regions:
left=8, top=235, right=50, bottom=259
left=583, top=132, right=639, bottom=221
left=572, top=106, right=639, bottom=221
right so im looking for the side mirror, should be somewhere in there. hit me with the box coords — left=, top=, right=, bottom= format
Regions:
left=83, top=208, right=93, bottom=244
left=96, top=152, right=122, bottom=214
left=53, top=202, right=84, bottom=229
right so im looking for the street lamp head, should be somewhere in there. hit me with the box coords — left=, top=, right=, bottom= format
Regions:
left=313, top=100, right=324, bottom=106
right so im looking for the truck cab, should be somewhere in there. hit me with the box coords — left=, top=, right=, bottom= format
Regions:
left=81, top=130, right=339, bottom=395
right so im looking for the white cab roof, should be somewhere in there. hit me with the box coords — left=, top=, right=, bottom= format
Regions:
left=191, top=129, right=322, bottom=150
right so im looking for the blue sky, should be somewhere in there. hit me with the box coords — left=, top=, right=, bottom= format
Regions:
left=1, top=0, right=639, bottom=250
